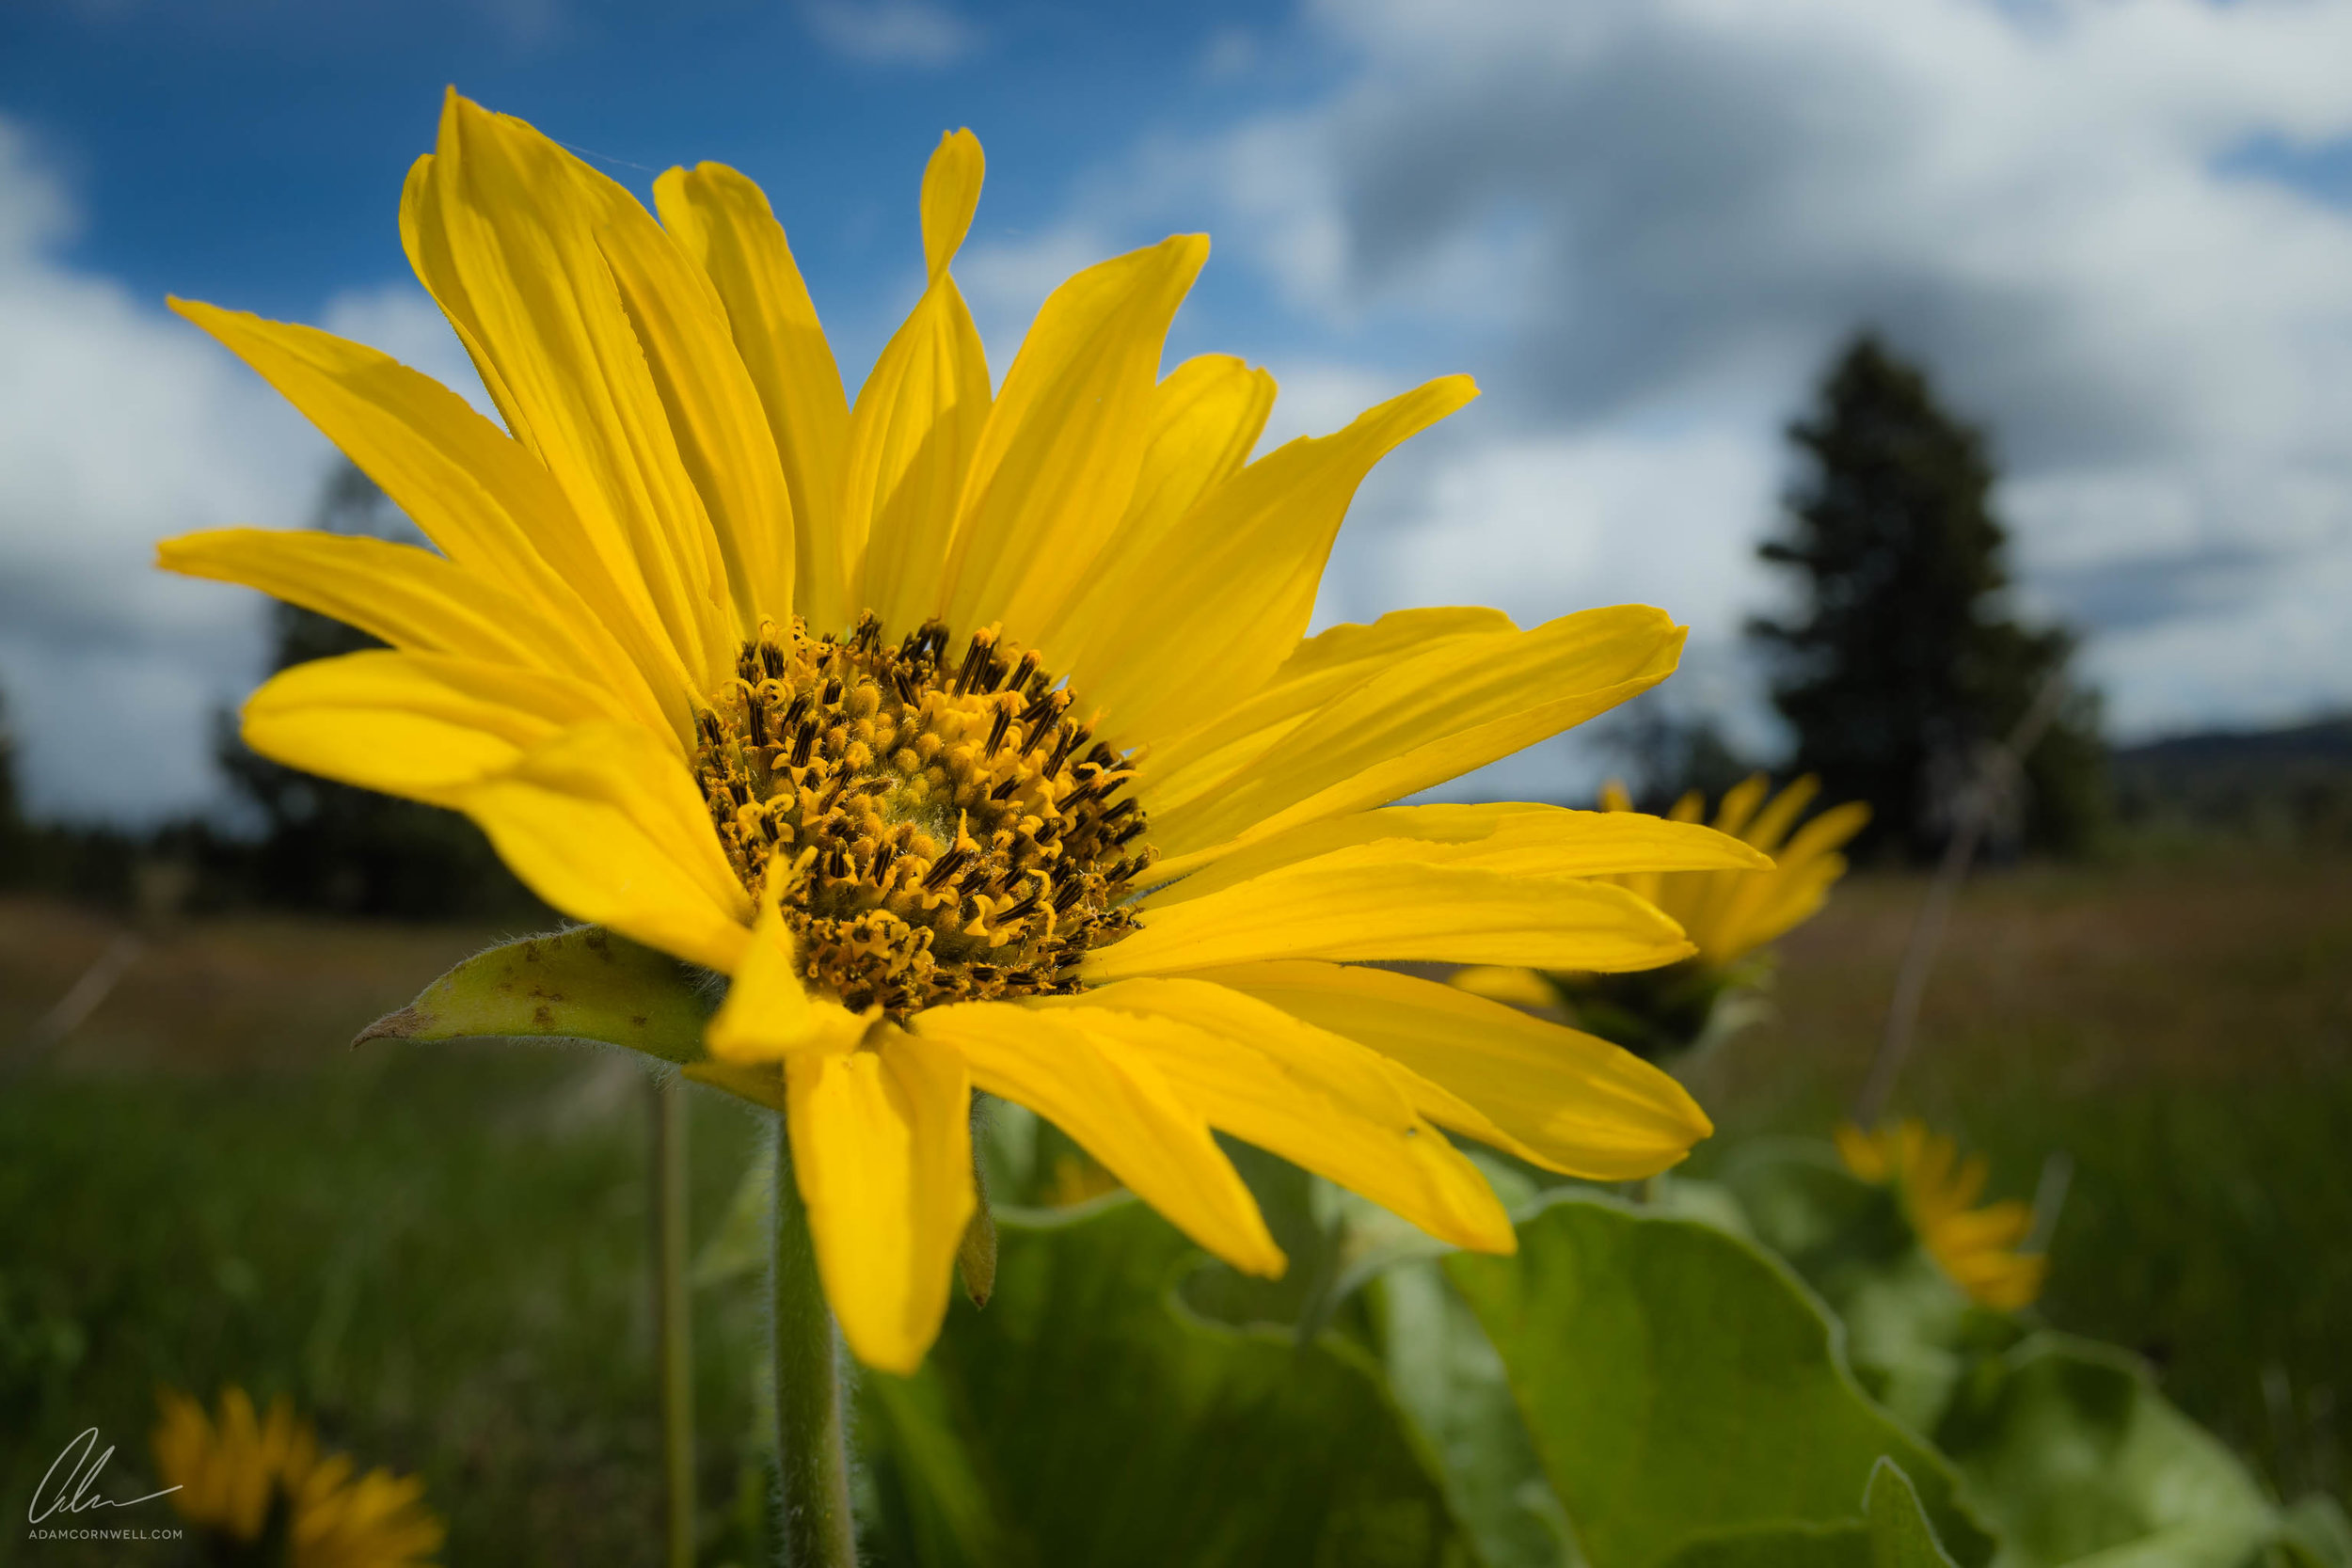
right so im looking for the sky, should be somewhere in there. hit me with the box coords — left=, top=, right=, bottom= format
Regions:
left=3, top=0, right=2350, bottom=823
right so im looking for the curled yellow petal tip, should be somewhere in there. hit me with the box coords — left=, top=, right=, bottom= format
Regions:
left=920, top=128, right=985, bottom=280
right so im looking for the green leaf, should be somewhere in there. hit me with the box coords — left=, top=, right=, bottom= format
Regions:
left=859, top=1196, right=1464, bottom=1568
left=355, top=926, right=712, bottom=1063
left=1661, top=1522, right=1871, bottom=1568
left=1719, top=1142, right=2024, bottom=1435
left=1654, top=1462, right=1956, bottom=1568
left=1370, top=1259, right=1576, bottom=1568
left=1865, top=1460, right=1961, bottom=1568
left=1934, top=1334, right=2284, bottom=1568
left=1445, top=1192, right=1995, bottom=1568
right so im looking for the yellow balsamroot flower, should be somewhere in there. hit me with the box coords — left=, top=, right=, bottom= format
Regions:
left=1600, top=773, right=1869, bottom=968
left=152, top=1386, right=443, bottom=1568
left=159, top=92, right=1765, bottom=1373
left=1454, top=774, right=1867, bottom=1054
left=1836, top=1120, right=2048, bottom=1312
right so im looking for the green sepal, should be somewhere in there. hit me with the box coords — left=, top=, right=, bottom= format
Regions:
left=355, top=925, right=713, bottom=1064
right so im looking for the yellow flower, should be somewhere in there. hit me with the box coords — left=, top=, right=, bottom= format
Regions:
left=1836, top=1119, right=2048, bottom=1311
left=152, top=1386, right=444, bottom=1568
left=1454, top=775, right=1866, bottom=1053
left=1601, top=774, right=1869, bottom=968
left=159, top=92, right=1763, bottom=1373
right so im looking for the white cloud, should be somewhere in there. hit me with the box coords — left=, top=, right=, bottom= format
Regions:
left=0, top=118, right=330, bottom=824
left=802, top=0, right=980, bottom=69
left=1114, top=0, right=2352, bottom=743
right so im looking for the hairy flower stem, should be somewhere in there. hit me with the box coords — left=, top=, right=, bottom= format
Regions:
left=652, top=1079, right=697, bottom=1568
left=771, top=1117, right=857, bottom=1568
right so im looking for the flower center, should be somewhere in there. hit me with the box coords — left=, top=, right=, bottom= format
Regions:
left=692, top=612, right=1152, bottom=1021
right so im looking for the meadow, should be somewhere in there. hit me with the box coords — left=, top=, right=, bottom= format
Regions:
left=3, top=845, right=2345, bottom=1563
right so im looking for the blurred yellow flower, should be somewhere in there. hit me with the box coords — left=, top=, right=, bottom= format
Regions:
left=1836, top=1119, right=2048, bottom=1311
left=160, top=91, right=1759, bottom=1373
left=1597, top=772, right=1868, bottom=968
left=151, top=1386, right=443, bottom=1568
left=1454, top=774, right=1867, bottom=1056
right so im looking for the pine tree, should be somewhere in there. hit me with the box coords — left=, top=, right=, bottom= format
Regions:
left=1749, top=334, right=2106, bottom=861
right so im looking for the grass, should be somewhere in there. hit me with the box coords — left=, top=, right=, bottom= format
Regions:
left=1, top=846, right=2346, bottom=1558
left=1685, top=845, right=2352, bottom=1508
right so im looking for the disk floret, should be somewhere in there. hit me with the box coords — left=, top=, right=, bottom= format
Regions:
left=691, top=612, right=1152, bottom=1020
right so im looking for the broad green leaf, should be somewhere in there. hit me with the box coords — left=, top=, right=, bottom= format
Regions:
left=1446, top=1193, right=1995, bottom=1568
left=1371, top=1259, right=1576, bottom=1568
left=1661, top=1523, right=1870, bottom=1568
left=1720, top=1142, right=2023, bottom=1435
left=1866, top=1460, right=1961, bottom=1567
left=1656, top=1462, right=1956, bottom=1568
left=859, top=1196, right=1463, bottom=1568
left=2279, top=1497, right=2352, bottom=1568
left=1934, top=1334, right=2284, bottom=1568
left=356, top=925, right=712, bottom=1062
left=862, top=1361, right=1012, bottom=1568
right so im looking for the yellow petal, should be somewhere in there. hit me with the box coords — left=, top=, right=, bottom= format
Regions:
left=1448, top=965, right=1562, bottom=1010
left=1057, top=375, right=1477, bottom=746
left=1027, top=354, right=1275, bottom=660
left=454, top=721, right=752, bottom=974
left=402, top=91, right=728, bottom=690
left=939, top=234, right=1208, bottom=642
left=786, top=1025, right=975, bottom=1373
left=1710, top=773, right=1772, bottom=839
left=654, top=161, right=850, bottom=624
left=582, top=161, right=796, bottom=633
left=158, top=528, right=590, bottom=680
left=1151, top=604, right=1686, bottom=877
left=1141, top=606, right=1514, bottom=819
left=1145, top=802, right=1769, bottom=908
left=1122, top=355, right=1275, bottom=539
left=241, top=650, right=623, bottom=802
left=706, top=884, right=877, bottom=1063
left=919, top=129, right=984, bottom=282
left=914, top=1001, right=1283, bottom=1275
left=1044, top=979, right=1515, bottom=1253
left=1736, top=776, right=1820, bottom=858
left=167, top=300, right=684, bottom=736
left=1834, top=1121, right=1890, bottom=1182
left=1196, top=961, right=1713, bottom=1180
left=1091, top=849, right=1692, bottom=981
left=844, top=274, right=991, bottom=641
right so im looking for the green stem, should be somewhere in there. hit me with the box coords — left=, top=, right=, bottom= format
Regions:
left=653, top=1079, right=698, bottom=1568
left=771, top=1117, right=857, bottom=1568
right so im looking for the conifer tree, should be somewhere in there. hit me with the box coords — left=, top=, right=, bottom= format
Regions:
left=1750, top=334, right=2106, bottom=860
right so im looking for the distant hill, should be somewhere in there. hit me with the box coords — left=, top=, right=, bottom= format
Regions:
left=2111, top=714, right=2352, bottom=844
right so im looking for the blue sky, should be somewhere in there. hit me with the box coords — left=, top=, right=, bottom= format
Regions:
left=6, top=0, right=2352, bottom=821
left=4, top=2, right=1321, bottom=356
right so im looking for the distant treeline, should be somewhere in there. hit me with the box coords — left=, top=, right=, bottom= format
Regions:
left=0, top=467, right=545, bottom=924
left=2109, top=716, right=2352, bottom=847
